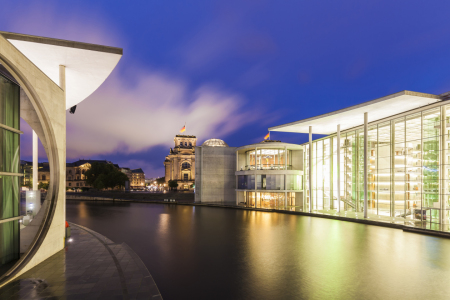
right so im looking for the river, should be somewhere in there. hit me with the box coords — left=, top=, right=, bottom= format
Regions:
left=66, top=200, right=450, bottom=300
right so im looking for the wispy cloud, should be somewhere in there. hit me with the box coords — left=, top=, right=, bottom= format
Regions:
left=3, top=2, right=256, bottom=174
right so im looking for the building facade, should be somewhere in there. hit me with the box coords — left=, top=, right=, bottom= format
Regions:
left=164, top=135, right=196, bottom=190
left=268, top=90, right=450, bottom=229
left=195, top=139, right=237, bottom=203
left=0, top=31, right=122, bottom=285
left=130, top=168, right=145, bottom=190
left=236, top=140, right=304, bottom=209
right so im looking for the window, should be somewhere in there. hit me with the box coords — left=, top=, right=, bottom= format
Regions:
left=184, top=142, right=187, bottom=146
left=189, top=142, right=192, bottom=147
left=184, top=174, right=189, bottom=181
left=82, top=170, right=85, bottom=174
left=42, top=175, right=46, bottom=180
left=68, top=176, right=72, bottom=180
left=238, top=175, right=255, bottom=189
left=182, top=162, right=190, bottom=169
left=69, top=183, right=71, bottom=187
left=68, top=170, right=72, bottom=175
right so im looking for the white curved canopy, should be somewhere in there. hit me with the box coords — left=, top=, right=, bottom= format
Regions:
left=0, top=31, right=122, bottom=109
left=270, top=91, right=441, bottom=135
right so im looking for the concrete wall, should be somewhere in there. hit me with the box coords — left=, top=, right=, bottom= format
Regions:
left=0, top=34, right=66, bottom=284
left=292, top=149, right=303, bottom=170
left=195, top=146, right=237, bottom=204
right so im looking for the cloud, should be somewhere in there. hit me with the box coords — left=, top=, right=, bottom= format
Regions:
left=66, top=70, right=253, bottom=158
left=2, top=2, right=259, bottom=176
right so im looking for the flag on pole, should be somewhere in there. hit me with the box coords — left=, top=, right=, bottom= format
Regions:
left=180, top=124, right=186, bottom=133
left=264, top=132, right=270, bottom=140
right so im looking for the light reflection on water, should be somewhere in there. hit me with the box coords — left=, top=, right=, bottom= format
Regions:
left=66, top=200, right=450, bottom=300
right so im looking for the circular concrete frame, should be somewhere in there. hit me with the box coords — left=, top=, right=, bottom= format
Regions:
left=0, top=54, right=61, bottom=285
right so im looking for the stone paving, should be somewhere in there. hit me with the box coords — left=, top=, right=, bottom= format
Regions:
left=0, top=223, right=162, bottom=300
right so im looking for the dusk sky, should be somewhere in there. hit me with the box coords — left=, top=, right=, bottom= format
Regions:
left=2, top=1, right=450, bottom=178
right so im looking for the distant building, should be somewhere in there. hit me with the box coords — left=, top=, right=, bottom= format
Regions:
left=20, top=159, right=145, bottom=190
left=130, top=168, right=145, bottom=190
left=164, top=135, right=197, bottom=190
left=66, top=160, right=119, bottom=189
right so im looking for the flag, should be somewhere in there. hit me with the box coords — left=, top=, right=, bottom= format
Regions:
left=180, top=125, right=186, bottom=133
left=264, top=132, right=270, bottom=140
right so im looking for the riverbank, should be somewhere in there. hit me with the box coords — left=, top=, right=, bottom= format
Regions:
left=67, top=191, right=195, bottom=203
left=0, top=222, right=162, bottom=299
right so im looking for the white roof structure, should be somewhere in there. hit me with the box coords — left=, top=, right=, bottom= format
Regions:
left=269, top=91, right=441, bottom=135
left=0, top=31, right=122, bottom=109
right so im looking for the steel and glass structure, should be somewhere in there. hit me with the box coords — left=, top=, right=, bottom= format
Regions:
left=235, top=141, right=304, bottom=210
left=270, top=90, right=450, bottom=228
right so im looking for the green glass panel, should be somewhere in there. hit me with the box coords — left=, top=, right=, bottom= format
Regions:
left=0, top=74, right=20, bottom=129
left=0, top=220, right=19, bottom=265
left=0, top=129, right=19, bottom=173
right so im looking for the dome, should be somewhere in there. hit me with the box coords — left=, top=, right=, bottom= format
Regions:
left=202, top=139, right=229, bottom=147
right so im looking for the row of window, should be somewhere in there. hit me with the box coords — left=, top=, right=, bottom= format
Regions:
left=238, top=175, right=303, bottom=190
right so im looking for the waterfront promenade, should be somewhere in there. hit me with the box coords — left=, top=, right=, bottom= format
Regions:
left=0, top=223, right=162, bottom=300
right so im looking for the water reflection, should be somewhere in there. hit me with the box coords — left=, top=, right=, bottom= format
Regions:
left=67, top=201, right=450, bottom=300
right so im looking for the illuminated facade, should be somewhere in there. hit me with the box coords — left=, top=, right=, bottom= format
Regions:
left=236, top=140, right=304, bottom=209
left=270, top=90, right=450, bottom=229
left=164, top=135, right=196, bottom=190
left=130, top=168, right=145, bottom=190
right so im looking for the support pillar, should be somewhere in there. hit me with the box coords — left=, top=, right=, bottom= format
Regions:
left=309, top=126, right=313, bottom=213
left=441, top=106, right=447, bottom=224
left=337, top=124, right=341, bottom=213
left=255, top=147, right=258, bottom=208
left=364, top=112, right=368, bottom=218
left=32, top=130, right=38, bottom=190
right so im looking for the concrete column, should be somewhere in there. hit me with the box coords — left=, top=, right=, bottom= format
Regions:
left=32, top=130, right=38, bottom=190
left=284, top=146, right=287, bottom=170
left=441, top=106, right=447, bottom=224
left=364, top=112, right=368, bottom=218
left=337, top=124, right=341, bottom=213
left=390, top=120, right=395, bottom=217
left=255, top=147, right=257, bottom=208
left=309, top=126, right=312, bottom=213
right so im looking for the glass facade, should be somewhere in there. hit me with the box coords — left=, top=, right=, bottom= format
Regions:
left=245, top=148, right=291, bottom=170
left=304, top=103, right=450, bottom=227
left=0, top=73, right=20, bottom=272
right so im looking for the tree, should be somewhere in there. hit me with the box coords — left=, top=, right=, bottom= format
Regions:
left=38, top=182, right=49, bottom=190
left=168, top=180, right=178, bottom=191
left=85, top=162, right=129, bottom=190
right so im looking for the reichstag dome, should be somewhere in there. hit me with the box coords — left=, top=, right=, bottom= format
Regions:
left=202, top=139, right=229, bottom=147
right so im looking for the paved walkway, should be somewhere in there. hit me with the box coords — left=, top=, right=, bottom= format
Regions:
left=0, top=223, right=162, bottom=300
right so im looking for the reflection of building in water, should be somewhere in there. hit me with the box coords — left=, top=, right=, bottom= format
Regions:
left=164, top=135, right=196, bottom=190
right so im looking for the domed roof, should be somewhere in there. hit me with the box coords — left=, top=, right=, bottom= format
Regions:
left=202, top=139, right=229, bottom=147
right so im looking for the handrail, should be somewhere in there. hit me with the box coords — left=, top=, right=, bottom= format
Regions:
left=0, top=215, right=24, bottom=224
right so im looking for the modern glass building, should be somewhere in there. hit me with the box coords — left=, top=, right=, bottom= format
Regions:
left=236, top=140, right=304, bottom=210
left=270, top=90, right=450, bottom=229
left=0, top=68, right=20, bottom=272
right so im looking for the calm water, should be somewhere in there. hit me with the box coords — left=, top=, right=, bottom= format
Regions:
left=66, top=200, right=450, bottom=300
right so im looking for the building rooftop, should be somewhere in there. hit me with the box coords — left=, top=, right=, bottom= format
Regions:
left=202, top=139, right=228, bottom=147
left=131, top=168, right=144, bottom=174
left=175, top=135, right=196, bottom=138
left=269, top=90, right=441, bottom=135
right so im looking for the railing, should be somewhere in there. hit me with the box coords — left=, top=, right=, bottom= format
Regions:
left=241, top=165, right=292, bottom=171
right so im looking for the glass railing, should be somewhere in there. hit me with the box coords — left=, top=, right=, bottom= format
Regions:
left=240, top=165, right=293, bottom=171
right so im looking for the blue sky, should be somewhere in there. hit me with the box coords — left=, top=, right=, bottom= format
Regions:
left=2, top=0, right=450, bottom=177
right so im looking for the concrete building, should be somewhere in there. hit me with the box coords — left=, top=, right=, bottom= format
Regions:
left=164, top=135, right=196, bottom=190
left=195, top=139, right=237, bottom=203
left=236, top=140, right=304, bottom=209
left=0, top=31, right=121, bottom=285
